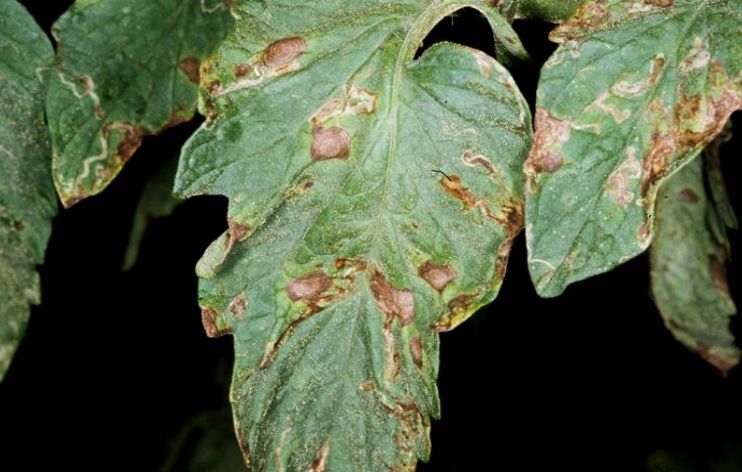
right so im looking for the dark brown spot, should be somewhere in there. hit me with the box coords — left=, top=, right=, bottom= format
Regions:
left=311, top=126, right=350, bottom=160
left=303, top=180, right=314, bottom=189
left=673, top=93, right=701, bottom=131
left=440, top=175, right=478, bottom=208
left=309, top=443, right=330, bottom=472
left=333, top=257, right=367, bottom=271
left=448, top=294, right=474, bottom=314
left=676, top=87, right=742, bottom=151
left=433, top=294, right=476, bottom=332
left=201, top=306, right=232, bottom=337
left=287, top=271, right=332, bottom=303
left=640, top=130, right=674, bottom=196
left=709, top=256, right=730, bottom=296
left=205, top=79, right=220, bottom=94
left=638, top=222, right=651, bottom=243
left=179, top=56, right=200, bottom=84
left=228, top=219, right=251, bottom=243
left=11, top=220, right=23, bottom=231
left=645, top=0, right=673, bottom=6
left=649, top=56, right=665, bottom=85
left=234, top=63, right=252, bottom=77
left=263, top=36, right=306, bottom=69
left=359, top=381, right=375, bottom=391
left=410, top=336, right=423, bottom=369
left=676, top=188, right=699, bottom=202
left=418, top=260, right=456, bottom=292
left=495, top=236, right=515, bottom=282
left=221, top=220, right=252, bottom=259
left=228, top=293, right=247, bottom=319
left=550, top=3, right=607, bottom=42
left=525, top=109, right=569, bottom=181
left=370, top=270, right=415, bottom=326
left=440, top=175, right=516, bottom=226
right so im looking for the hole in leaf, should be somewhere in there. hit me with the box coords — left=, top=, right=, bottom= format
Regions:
left=415, top=8, right=495, bottom=59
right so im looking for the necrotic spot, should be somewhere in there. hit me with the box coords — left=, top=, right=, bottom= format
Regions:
left=311, top=126, right=350, bottom=160
left=263, top=36, right=306, bottom=69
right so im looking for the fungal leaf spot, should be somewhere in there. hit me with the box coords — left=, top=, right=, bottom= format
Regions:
left=287, top=271, right=332, bottom=304
left=311, top=126, right=350, bottom=161
left=370, top=270, right=415, bottom=327
left=418, top=260, right=456, bottom=292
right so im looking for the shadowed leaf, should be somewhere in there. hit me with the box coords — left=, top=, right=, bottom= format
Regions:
left=650, top=137, right=739, bottom=375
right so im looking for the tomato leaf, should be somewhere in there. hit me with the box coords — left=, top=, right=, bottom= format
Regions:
left=47, top=0, right=232, bottom=207
left=0, top=0, right=57, bottom=381
left=175, top=1, right=531, bottom=469
left=650, top=135, right=739, bottom=375
left=526, top=0, right=742, bottom=296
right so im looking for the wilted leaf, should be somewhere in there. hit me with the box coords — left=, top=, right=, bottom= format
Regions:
left=525, top=0, right=742, bottom=296
left=175, top=1, right=531, bottom=469
left=122, top=153, right=181, bottom=271
left=0, top=0, right=57, bottom=381
left=650, top=141, right=739, bottom=375
left=47, top=0, right=232, bottom=207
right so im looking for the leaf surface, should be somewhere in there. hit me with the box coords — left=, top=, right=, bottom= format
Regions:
left=650, top=136, right=739, bottom=375
left=175, top=1, right=531, bottom=469
left=47, top=0, right=232, bottom=207
left=526, top=0, right=742, bottom=296
left=0, top=0, right=57, bottom=381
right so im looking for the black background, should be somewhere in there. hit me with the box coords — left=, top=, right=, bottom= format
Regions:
left=1, top=3, right=741, bottom=471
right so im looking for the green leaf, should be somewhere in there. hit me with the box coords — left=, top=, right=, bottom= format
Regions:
left=525, top=0, right=742, bottom=296
left=122, top=153, right=181, bottom=271
left=47, top=0, right=233, bottom=207
left=175, top=1, right=531, bottom=469
left=650, top=139, right=739, bottom=375
left=511, top=0, right=584, bottom=23
left=0, top=0, right=57, bottom=381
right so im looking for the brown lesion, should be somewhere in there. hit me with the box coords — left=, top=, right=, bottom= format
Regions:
left=675, top=188, right=699, bottom=203
left=228, top=293, right=247, bottom=320
left=234, top=63, right=252, bottom=77
left=709, top=256, right=731, bottom=297
left=439, top=175, right=523, bottom=231
left=433, top=294, right=476, bottom=332
left=370, top=270, right=415, bottom=327
left=178, top=56, right=200, bottom=84
left=262, top=37, right=306, bottom=71
left=311, top=126, right=350, bottom=161
left=309, top=443, right=330, bottom=472
left=104, top=122, right=144, bottom=166
left=418, top=260, right=456, bottom=292
left=220, top=219, right=252, bottom=261
left=286, top=271, right=333, bottom=305
left=640, top=130, right=674, bottom=196
left=201, top=306, right=233, bottom=337
left=524, top=109, right=569, bottom=187
left=409, top=336, right=423, bottom=369
left=550, top=3, right=608, bottom=42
